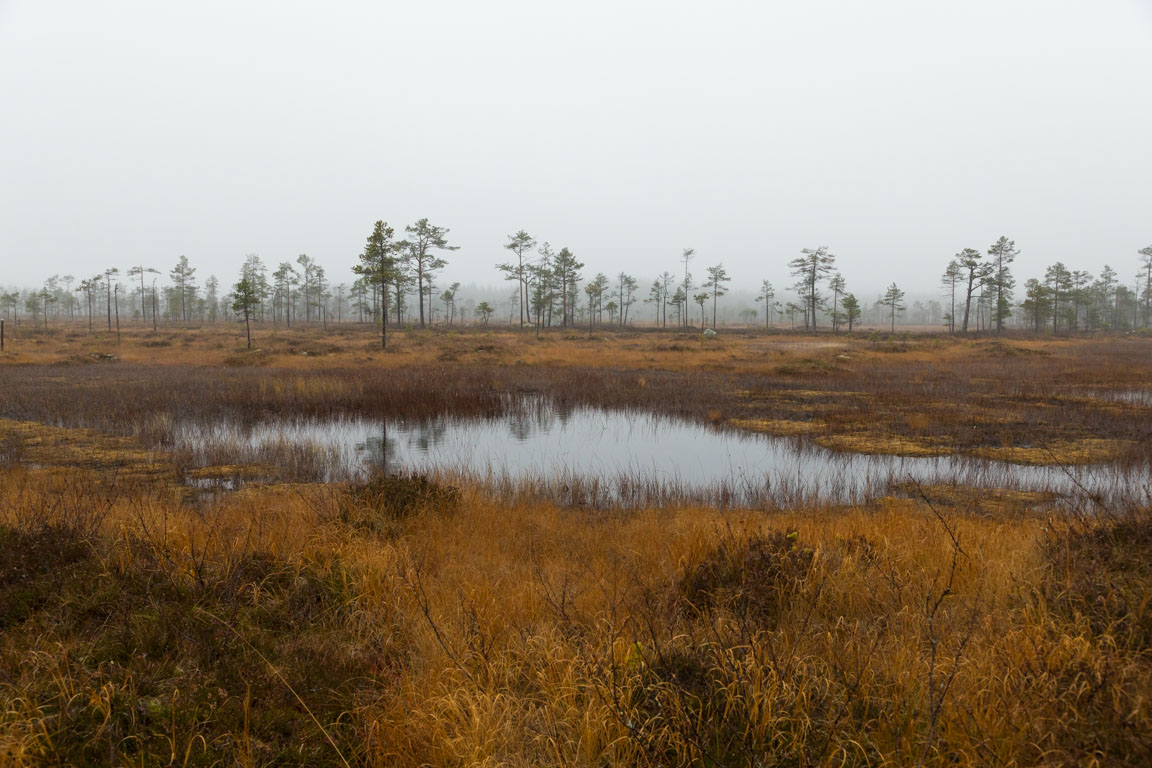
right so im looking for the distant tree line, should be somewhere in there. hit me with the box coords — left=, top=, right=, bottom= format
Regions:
left=3, top=228, right=1151, bottom=340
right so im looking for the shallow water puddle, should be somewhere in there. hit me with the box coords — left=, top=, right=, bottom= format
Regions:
left=1082, top=388, right=1152, bottom=407
left=172, top=403, right=1150, bottom=506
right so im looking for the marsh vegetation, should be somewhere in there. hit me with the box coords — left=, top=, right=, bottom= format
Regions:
left=0, top=328, right=1150, bottom=766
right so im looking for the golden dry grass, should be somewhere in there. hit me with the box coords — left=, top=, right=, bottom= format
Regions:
left=814, top=433, right=953, bottom=457
left=0, top=414, right=1149, bottom=765
left=2, top=462, right=1149, bottom=766
left=973, top=438, right=1135, bottom=466
left=0, top=322, right=1100, bottom=372
left=725, top=418, right=823, bottom=436
left=0, top=325, right=1150, bottom=764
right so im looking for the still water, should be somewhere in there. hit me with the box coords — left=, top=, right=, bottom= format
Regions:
left=173, top=402, right=1150, bottom=507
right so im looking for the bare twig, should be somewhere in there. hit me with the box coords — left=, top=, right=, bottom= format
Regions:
left=402, top=566, right=479, bottom=687
left=910, top=476, right=981, bottom=768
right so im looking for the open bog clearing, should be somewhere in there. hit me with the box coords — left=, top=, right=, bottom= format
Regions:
left=6, top=2, right=1152, bottom=761
left=0, top=328, right=1150, bottom=766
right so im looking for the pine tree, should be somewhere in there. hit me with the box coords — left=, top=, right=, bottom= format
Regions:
left=353, top=221, right=399, bottom=348
left=1022, top=278, right=1052, bottom=333
left=705, top=263, right=730, bottom=328
left=828, top=273, right=846, bottom=331
left=232, top=275, right=259, bottom=349
left=616, top=273, right=638, bottom=326
left=645, top=279, right=663, bottom=324
left=475, top=301, right=494, bottom=325
left=841, top=293, right=861, bottom=332
left=680, top=248, right=695, bottom=327
left=401, top=219, right=457, bottom=328
left=789, top=247, right=836, bottom=330
left=987, top=236, right=1019, bottom=333
left=102, top=267, right=120, bottom=331
left=953, top=249, right=992, bottom=334
left=940, top=260, right=963, bottom=334
left=169, top=256, right=197, bottom=323
left=1096, top=265, right=1119, bottom=329
left=1138, top=246, right=1152, bottom=327
left=272, top=262, right=299, bottom=327
left=296, top=254, right=318, bottom=323
left=881, top=282, right=905, bottom=332
left=1045, top=262, right=1072, bottom=333
left=498, top=230, right=536, bottom=327
left=127, top=265, right=160, bottom=327
left=754, top=279, right=775, bottom=329
left=552, top=248, right=584, bottom=327
left=693, top=292, right=710, bottom=329
left=204, top=275, right=219, bottom=323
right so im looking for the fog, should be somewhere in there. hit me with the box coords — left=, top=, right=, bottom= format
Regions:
left=2, top=0, right=1150, bottom=296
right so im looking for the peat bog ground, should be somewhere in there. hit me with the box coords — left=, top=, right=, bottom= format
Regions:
left=0, top=326, right=1150, bottom=765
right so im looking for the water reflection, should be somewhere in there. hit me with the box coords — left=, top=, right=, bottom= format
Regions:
left=173, top=403, right=1151, bottom=507
left=359, top=429, right=396, bottom=470
left=1094, top=389, right=1152, bottom=407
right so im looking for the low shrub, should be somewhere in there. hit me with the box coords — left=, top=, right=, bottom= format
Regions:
left=678, top=529, right=814, bottom=626
left=342, top=473, right=460, bottom=532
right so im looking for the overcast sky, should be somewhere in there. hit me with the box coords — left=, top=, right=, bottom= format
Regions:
left=2, top=0, right=1150, bottom=297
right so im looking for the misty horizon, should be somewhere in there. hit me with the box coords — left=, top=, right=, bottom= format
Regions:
left=2, top=1, right=1151, bottom=297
